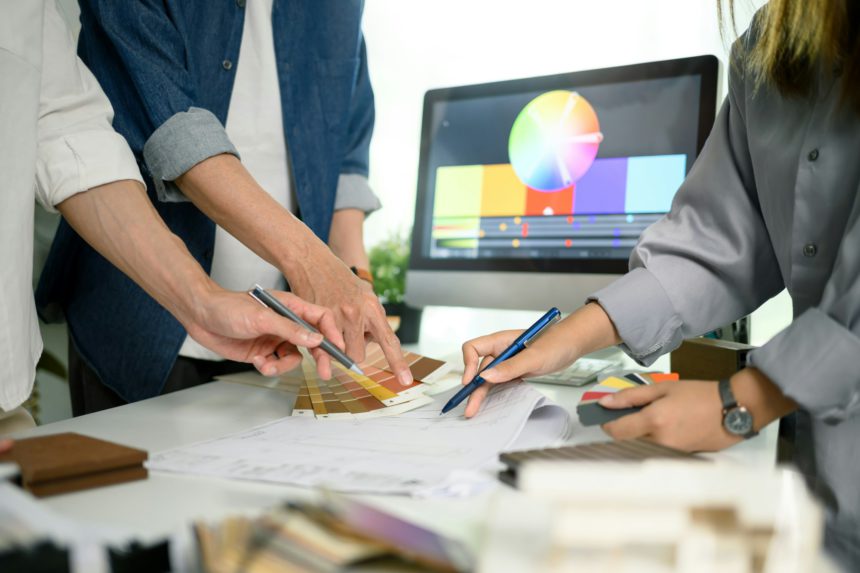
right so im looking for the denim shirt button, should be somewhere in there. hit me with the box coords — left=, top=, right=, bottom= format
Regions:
left=222, top=59, right=233, bottom=71
left=807, top=148, right=819, bottom=161
left=803, top=243, right=818, bottom=258
left=236, top=0, right=246, bottom=7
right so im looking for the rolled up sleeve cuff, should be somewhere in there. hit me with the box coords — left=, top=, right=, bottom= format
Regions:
left=333, top=173, right=382, bottom=214
left=35, top=130, right=144, bottom=213
left=142, top=107, right=239, bottom=203
left=588, top=267, right=685, bottom=366
left=748, top=308, right=860, bottom=423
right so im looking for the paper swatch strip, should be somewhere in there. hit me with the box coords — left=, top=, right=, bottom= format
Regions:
left=219, top=344, right=453, bottom=421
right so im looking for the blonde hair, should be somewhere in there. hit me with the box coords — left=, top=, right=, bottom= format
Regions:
left=718, top=0, right=860, bottom=110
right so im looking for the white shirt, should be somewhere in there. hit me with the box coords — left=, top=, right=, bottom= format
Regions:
left=0, top=0, right=143, bottom=411
left=179, top=0, right=292, bottom=360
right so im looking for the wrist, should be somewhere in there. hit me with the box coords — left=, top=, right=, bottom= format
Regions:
left=729, top=367, right=797, bottom=432
left=168, top=258, right=220, bottom=329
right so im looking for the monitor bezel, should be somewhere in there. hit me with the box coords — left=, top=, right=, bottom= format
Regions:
left=408, top=54, right=719, bottom=275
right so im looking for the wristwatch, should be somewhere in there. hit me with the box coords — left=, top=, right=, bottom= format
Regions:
left=718, top=378, right=758, bottom=439
left=350, top=266, right=374, bottom=285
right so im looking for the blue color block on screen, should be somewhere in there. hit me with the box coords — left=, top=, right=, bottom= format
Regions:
left=573, top=157, right=628, bottom=214
left=624, top=154, right=686, bottom=213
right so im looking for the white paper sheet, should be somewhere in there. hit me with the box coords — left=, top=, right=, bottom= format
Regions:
left=147, top=383, right=569, bottom=495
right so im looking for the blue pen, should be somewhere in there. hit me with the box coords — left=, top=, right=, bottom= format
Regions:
left=441, top=308, right=562, bottom=415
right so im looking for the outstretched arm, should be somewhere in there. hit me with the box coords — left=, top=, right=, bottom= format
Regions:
left=79, top=2, right=410, bottom=383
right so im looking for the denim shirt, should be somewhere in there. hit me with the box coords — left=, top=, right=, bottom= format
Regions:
left=36, top=0, right=376, bottom=402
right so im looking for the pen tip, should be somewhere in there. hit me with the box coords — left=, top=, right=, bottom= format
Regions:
left=350, top=365, right=365, bottom=376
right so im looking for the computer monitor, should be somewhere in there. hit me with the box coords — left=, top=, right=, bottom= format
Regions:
left=406, top=55, right=719, bottom=312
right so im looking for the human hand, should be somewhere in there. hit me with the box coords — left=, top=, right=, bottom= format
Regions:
left=286, top=248, right=413, bottom=386
left=0, top=439, right=12, bottom=454
left=460, top=328, right=579, bottom=418
left=184, top=286, right=345, bottom=379
left=599, top=380, right=741, bottom=452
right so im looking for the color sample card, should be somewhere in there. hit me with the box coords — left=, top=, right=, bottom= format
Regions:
left=576, top=371, right=679, bottom=426
left=217, top=346, right=452, bottom=421
left=577, top=401, right=643, bottom=427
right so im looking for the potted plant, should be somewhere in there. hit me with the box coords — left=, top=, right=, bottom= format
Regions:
left=369, top=230, right=422, bottom=344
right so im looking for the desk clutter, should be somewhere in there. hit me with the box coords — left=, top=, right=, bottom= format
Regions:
left=218, top=344, right=454, bottom=419
left=480, top=461, right=826, bottom=573
left=195, top=493, right=471, bottom=573
left=0, top=481, right=469, bottom=573
left=0, top=433, right=147, bottom=497
left=147, top=381, right=570, bottom=495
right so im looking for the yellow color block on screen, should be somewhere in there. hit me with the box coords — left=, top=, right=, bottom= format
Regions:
left=434, top=166, right=483, bottom=218
left=481, top=164, right=526, bottom=217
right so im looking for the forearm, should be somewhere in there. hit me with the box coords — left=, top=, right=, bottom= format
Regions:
left=538, top=302, right=621, bottom=356
left=328, top=209, right=369, bottom=269
left=174, top=154, right=333, bottom=288
left=56, top=180, right=213, bottom=326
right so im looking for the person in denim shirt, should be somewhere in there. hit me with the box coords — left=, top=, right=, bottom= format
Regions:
left=37, top=0, right=413, bottom=414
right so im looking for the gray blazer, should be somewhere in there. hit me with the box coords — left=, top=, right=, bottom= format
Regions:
left=592, top=32, right=860, bottom=567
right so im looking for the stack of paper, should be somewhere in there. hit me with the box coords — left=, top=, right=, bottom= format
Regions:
left=147, top=383, right=570, bottom=496
left=219, top=344, right=454, bottom=420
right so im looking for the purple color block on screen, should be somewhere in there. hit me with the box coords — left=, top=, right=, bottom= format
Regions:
left=573, top=157, right=628, bottom=214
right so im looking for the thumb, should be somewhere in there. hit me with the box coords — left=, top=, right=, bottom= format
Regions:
left=599, top=384, right=666, bottom=409
left=481, top=350, right=542, bottom=384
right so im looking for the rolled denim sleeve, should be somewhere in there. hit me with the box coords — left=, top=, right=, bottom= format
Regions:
left=35, top=0, right=143, bottom=212
left=142, top=107, right=238, bottom=202
left=334, top=173, right=381, bottom=214
left=79, top=0, right=237, bottom=202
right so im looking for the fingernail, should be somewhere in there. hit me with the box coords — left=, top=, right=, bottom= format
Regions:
left=304, top=332, right=323, bottom=344
left=481, top=369, right=497, bottom=382
left=252, top=356, right=265, bottom=369
left=599, top=395, right=615, bottom=406
left=265, top=366, right=277, bottom=376
left=398, top=370, right=413, bottom=386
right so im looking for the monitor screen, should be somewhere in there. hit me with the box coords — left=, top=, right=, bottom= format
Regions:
left=409, top=56, right=718, bottom=276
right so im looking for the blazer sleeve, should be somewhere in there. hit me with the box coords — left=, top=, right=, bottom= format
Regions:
left=588, top=42, right=784, bottom=364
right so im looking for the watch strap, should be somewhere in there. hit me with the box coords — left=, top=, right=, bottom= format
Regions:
left=350, top=266, right=374, bottom=285
left=718, top=378, right=737, bottom=412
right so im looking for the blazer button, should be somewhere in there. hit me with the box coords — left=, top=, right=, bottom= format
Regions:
left=807, top=148, right=819, bottom=161
left=222, top=59, right=233, bottom=71
left=803, top=243, right=817, bottom=257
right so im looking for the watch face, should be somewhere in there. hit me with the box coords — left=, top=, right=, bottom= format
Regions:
left=724, top=407, right=753, bottom=436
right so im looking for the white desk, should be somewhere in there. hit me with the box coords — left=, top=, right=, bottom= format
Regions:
left=11, top=339, right=777, bottom=557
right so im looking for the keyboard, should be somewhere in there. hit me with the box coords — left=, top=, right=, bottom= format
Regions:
left=523, top=357, right=618, bottom=387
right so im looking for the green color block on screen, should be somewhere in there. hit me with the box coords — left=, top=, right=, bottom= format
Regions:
left=437, top=238, right=479, bottom=249
left=431, top=217, right=480, bottom=239
left=434, top=166, right=483, bottom=218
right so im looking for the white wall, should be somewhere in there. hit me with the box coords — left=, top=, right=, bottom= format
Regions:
left=361, top=0, right=765, bottom=246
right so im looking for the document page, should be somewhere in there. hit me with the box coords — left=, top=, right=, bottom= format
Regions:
left=147, top=383, right=569, bottom=495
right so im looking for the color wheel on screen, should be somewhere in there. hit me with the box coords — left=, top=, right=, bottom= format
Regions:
left=508, top=90, right=603, bottom=192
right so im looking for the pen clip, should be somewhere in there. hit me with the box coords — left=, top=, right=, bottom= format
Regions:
left=523, top=313, right=560, bottom=347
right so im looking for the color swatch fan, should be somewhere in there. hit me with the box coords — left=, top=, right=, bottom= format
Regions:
left=218, top=344, right=454, bottom=420
left=509, top=90, right=603, bottom=192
